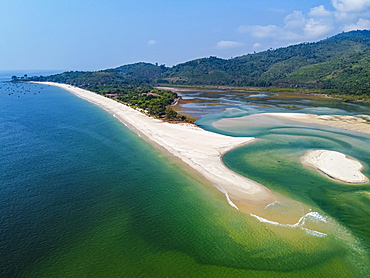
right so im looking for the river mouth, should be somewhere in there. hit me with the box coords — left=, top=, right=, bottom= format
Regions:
left=176, top=87, right=370, bottom=253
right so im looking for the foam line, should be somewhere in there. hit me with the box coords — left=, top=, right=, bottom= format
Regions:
left=250, top=212, right=328, bottom=237
left=215, top=184, right=240, bottom=210
left=264, top=201, right=281, bottom=209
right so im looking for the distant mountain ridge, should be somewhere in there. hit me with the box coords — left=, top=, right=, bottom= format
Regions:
left=29, top=30, right=370, bottom=97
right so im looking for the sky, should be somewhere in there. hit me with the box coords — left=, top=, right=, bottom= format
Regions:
left=1, top=0, right=370, bottom=71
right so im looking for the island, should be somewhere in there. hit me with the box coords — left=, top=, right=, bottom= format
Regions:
left=301, top=149, right=369, bottom=184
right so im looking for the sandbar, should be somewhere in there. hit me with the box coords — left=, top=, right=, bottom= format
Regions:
left=38, top=82, right=275, bottom=208
left=301, top=150, right=369, bottom=184
left=264, top=113, right=370, bottom=135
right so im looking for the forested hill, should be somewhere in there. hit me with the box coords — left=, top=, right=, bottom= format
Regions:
left=26, top=30, right=370, bottom=97
left=28, top=62, right=168, bottom=87
left=161, top=30, right=370, bottom=96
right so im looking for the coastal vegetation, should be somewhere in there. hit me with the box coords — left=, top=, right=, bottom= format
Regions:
left=16, top=30, right=370, bottom=104
left=21, top=70, right=185, bottom=121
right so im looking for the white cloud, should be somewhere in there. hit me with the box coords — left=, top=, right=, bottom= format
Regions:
left=331, top=0, right=370, bottom=13
left=237, top=0, right=370, bottom=52
left=148, top=40, right=157, bottom=45
left=216, top=40, right=244, bottom=49
left=343, top=18, right=370, bottom=31
left=252, top=43, right=262, bottom=50
left=309, top=5, right=332, bottom=17
left=331, top=0, right=370, bottom=21
left=304, top=18, right=334, bottom=38
left=284, top=10, right=306, bottom=29
left=240, top=6, right=336, bottom=43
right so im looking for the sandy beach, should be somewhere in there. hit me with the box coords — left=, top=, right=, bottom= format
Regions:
left=39, top=82, right=275, bottom=209
left=265, top=113, right=370, bottom=135
left=301, top=150, right=368, bottom=184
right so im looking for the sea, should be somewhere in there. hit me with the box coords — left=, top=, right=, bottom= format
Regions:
left=1, top=71, right=370, bottom=277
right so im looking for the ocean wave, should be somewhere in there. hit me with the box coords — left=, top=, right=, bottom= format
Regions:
left=297, top=212, right=328, bottom=226
left=264, top=201, right=281, bottom=209
left=301, top=227, right=328, bottom=238
left=250, top=212, right=328, bottom=238
left=214, top=184, right=240, bottom=210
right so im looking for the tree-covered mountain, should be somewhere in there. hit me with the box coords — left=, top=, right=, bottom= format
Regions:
left=26, top=30, right=370, bottom=98
left=111, top=62, right=168, bottom=81
left=161, top=30, right=370, bottom=95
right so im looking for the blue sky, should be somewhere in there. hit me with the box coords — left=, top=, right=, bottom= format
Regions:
left=1, top=0, right=370, bottom=71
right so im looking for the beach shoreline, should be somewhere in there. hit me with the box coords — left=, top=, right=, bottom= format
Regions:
left=38, top=82, right=276, bottom=210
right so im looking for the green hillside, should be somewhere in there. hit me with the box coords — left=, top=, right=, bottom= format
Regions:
left=29, top=62, right=165, bottom=87
left=112, top=62, right=168, bottom=81
left=162, top=30, right=370, bottom=92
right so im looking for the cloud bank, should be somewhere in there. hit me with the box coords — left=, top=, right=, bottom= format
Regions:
left=239, top=0, right=370, bottom=46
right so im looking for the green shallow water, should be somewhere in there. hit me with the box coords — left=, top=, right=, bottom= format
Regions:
left=194, top=92, right=370, bottom=276
left=1, top=83, right=369, bottom=277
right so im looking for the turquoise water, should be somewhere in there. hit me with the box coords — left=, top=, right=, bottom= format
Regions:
left=1, top=81, right=370, bottom=277
left=193, top=90, right=370, bottom=275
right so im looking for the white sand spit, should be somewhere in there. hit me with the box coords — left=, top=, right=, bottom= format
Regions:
left=265, top=113, right=370, bottom=135
left=39, top=82, right=274, bottom=207
left=302, top=150, right=368, bottom=184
